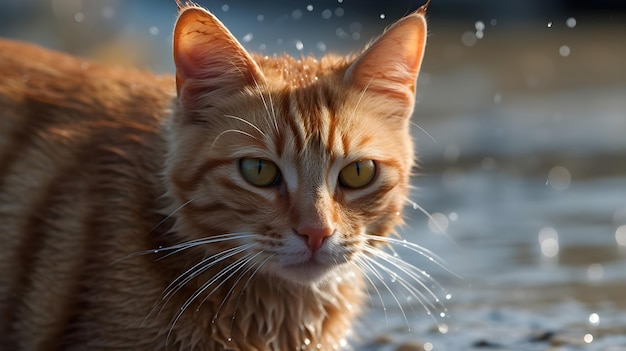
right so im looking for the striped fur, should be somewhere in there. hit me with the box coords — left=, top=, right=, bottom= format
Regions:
left=0, top=3, right=428, bottom=350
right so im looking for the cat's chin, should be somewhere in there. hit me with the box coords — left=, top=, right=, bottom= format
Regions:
left=276, top=260, right=340, bottom=285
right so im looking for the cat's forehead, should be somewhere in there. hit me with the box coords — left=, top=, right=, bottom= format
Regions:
left=252, top=54, right=349, bottom=88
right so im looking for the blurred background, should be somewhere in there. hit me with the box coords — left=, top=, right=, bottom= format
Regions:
left=1, top=1, right=625, bottom=350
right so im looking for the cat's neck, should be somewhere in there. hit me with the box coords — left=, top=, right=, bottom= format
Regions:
left=154, top=248, right=364, bottom=350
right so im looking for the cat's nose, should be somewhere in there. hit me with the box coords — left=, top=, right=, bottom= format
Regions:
left=296, top=226, right=333, bottom=252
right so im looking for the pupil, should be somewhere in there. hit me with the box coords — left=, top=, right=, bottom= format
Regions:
left=355, top=162, right=360, bottom=176
left=257, top=159, right=263, bottom=175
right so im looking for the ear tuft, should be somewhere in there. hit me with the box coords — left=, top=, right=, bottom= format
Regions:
left=173, top=7, right=263, bottom=111
left=345, top=10, right=427, bottom=116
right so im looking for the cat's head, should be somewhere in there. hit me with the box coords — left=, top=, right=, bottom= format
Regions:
left=166, top=4, right=427, bottom=285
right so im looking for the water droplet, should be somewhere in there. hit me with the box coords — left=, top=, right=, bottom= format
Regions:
left=337, top=0, right=343, bottom=3
left=438, top=323, right=449, bottom=334
left=448, top=212, right=458, bottom=221
left=547, top=21, right=553, bottom=28
left=322, top=9, right=332, bottom=19
left=493, top=92, right=503, bottom=104
left=292, top=9, right=303, bottom=20
left=74, top=12, right=85, bottom=23
left=242, top=33, right=253, bottom=43
left=538, top=227, right=559, bottom=258
left=587, top=263, right=604, bottom=281
left=445, top=293, right=452, bottom=300
left=589, top=313, right=600, bottom=325
left=559, top=45, right=571, bottom=57
left=616, top=225, right=626, bottom=246
left=566, top=17, right=577, bottom=28
left=424, top=342, right=434, bottom=351
left=295, top=40, right=304, bottom=51
left=584, top=333, right=594, bottom=344
left=335, top=28, right=348, bottom=39
left=379, top=13, right=386, bottom=20
left=306, top=4, right=314, bottom=11
left=102, top=6, right=114, bottom=20
left=461, top=31, right=477, bottom=47
left=304, top=338, right=311, bottom=345
left=227, top=337, right=232, bottom=342
left=440, top=312, right=446, bottom=318
left=221, top=4, right=229, bottom=12
left=547, top=166, right=571, bottom=190
left=475, top=20, right=485, bottom=32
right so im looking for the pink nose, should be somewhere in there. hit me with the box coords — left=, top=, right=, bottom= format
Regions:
left=296, top=227, right=333, bottom=252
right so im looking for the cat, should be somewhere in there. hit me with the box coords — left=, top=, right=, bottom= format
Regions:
left=0, top=1, right=433, bottom=350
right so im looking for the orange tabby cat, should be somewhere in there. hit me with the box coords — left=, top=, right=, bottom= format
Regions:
left=0, top=1, right=429, bottom=350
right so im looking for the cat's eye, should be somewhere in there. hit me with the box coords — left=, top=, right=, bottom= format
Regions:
left=240, top=158, right=280, bottom=187
left=338, top=160, right=376, bottom=189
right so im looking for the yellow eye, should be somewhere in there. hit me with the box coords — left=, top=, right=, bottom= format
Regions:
left=240, top=158, right=280, bottom=187
left=338, top=160, right=376, bottom=189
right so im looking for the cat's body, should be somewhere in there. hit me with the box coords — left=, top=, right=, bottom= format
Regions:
left=0, top=3, right=428, bottom=350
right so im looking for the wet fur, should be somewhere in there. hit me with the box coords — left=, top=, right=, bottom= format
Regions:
left=0, top=3, right=430, bottom=350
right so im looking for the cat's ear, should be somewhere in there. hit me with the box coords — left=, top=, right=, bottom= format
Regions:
left=344, top=5, right=428, bottom=116
left=173, top=6, right=264, bottom=112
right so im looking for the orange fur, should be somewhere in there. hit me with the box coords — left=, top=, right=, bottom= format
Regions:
left=0, top=3, right=427, bottom=350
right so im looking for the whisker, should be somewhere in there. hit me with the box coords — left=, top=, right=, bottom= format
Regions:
left=202, top=251, right=263, bottom=317
left=363, top=234, right=458, bottom=278
left=113, top=198, right=198, bottom=264
left=351, top=255, right=389, bottom=326
left=409, top=119, right=437, bottom=144
left=227, top=254, right=273, bottom=335
left=162, top=244, right=255, bottom=302
left=143, top=243, right=254, bottom=326
left=129, top=233, right=256, bottom=261
left=149, top=198, right=195, bottom=234
left=166, top=252, right=255, bottom=345
left=154, top=233, right=256, bottom=261
left=352, top=76, right=374, bottom=116
left=210, top=129, right=260, bottom=151
left=405, top=198, right=456, bottom=243
left=223, top=114, right=266, bottom=138
left=362, top=246, right=443, bottom=313
left=254, top=82, right=280, bottom=134
left=357, top=253, right=412, bottom=332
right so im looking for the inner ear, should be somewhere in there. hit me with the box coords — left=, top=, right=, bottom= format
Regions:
left=344, top=10, right=428, bottom=115
left=173, top=6, right=264, bottom=110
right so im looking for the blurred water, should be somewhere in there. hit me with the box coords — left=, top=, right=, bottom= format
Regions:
left=1, top=1, right=625, bottom=350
